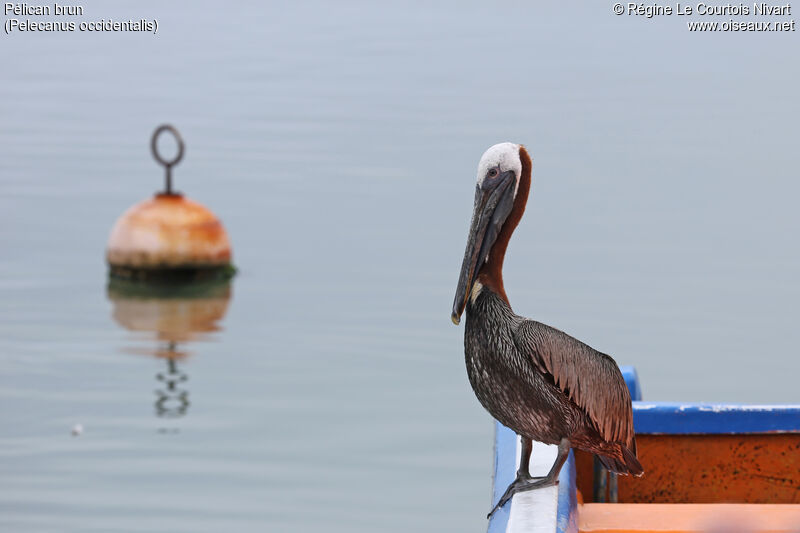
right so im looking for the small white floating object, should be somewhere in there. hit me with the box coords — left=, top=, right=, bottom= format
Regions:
left=71, top=423, right=83, bottom=436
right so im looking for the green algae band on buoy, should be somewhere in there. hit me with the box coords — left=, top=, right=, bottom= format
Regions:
left=106, top=125, right=235, bottom=283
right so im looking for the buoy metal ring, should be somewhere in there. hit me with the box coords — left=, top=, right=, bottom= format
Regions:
left=151, top=124, right=184, bottom=194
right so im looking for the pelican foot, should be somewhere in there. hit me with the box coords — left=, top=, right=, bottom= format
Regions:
left=487, top=475, right=557, bottom=518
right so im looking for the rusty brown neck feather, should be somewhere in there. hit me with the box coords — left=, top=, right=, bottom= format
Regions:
left=477, top=145, right=531, bottom=306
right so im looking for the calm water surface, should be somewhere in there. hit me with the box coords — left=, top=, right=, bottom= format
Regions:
left=1, top=2, right=798, bottom=531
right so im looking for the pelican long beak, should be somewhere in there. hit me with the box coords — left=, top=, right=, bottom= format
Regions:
left=451, top=170, right=516, bottom=325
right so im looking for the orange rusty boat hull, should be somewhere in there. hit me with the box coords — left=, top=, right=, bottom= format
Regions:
left=579, top=503, right=800, bottom=533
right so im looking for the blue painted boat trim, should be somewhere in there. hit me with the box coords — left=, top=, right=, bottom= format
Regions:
left=487, top=421, right=515, bottom=533
left=620, top=365, right=800, bottom=435
left=619, top=365, right=642, bottom=401
left=633, top=402, right=800, bottom=434
left=488, top=421, right=578, bottom=533
left=556, top=449, right=578, bottom=533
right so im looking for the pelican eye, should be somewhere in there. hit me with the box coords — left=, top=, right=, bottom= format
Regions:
left=487, top=168, right=499, bottom=179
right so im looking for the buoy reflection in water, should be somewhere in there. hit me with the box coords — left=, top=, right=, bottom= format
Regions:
left=107, top=280, right=231, bottom=421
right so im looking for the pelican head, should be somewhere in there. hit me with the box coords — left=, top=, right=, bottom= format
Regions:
left=451, top=143, right=528, bottom=325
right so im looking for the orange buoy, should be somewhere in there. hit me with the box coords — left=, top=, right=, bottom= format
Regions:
left=106, top=125, right=235, bottom=283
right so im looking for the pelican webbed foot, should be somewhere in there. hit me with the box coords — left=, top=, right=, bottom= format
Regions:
left=486, top=437, right=571, bottom=519
left=486, top=475, right=556, bottom=518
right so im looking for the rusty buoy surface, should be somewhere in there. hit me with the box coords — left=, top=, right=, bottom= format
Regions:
left=107, top=125, right=235, bottom=283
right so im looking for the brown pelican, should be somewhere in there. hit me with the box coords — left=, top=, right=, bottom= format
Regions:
left=451, top=143, right=643, bottom=518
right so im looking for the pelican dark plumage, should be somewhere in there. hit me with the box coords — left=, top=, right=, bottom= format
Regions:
left=451, top=143, right=643, bottom=518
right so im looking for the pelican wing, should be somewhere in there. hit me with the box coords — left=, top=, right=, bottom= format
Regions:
left=513, top=320, right=634, bottom=446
